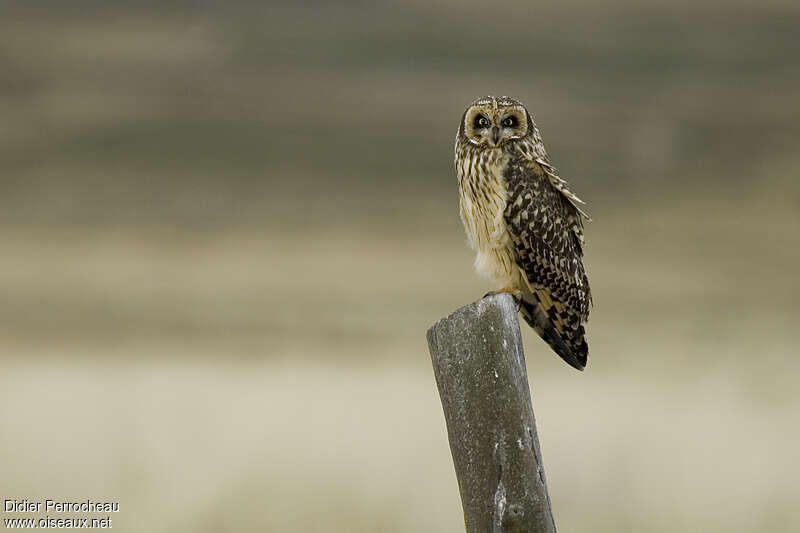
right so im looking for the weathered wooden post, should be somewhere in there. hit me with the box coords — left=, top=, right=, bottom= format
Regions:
left=427, top=293, right=557, bottom=533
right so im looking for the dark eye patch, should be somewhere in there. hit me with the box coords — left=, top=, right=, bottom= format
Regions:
left=473, top=115, right=490, bottom=128
left=501, top=115, right=518, bottom=128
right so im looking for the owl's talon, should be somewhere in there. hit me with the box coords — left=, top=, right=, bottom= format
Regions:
left=484, top=288, right=523, bottom=310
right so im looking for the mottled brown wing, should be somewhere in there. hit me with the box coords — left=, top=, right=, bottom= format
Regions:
left=503, top=157, right=591, bottom=369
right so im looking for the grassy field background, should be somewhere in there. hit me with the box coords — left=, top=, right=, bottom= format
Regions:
left=1, top=1, right=799, bottom=531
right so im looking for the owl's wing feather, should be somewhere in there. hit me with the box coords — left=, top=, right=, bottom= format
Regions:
left=504, top=155, right=591, bottom=370
left=534, top=157, right=591, bottom=220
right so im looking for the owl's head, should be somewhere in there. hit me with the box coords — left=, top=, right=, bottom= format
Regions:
left=458, top=95, right=533, bottom=148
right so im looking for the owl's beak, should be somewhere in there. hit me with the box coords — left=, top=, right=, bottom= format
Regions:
left=491, top=126, right=500, bottom=145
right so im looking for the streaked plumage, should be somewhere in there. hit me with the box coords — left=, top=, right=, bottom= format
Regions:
left=454, top=95, right=592, bottom=370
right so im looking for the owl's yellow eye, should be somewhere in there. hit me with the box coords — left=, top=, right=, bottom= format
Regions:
left=474, top=115, right=490, bottom=128
left=501, top=116, right=518, bottom=128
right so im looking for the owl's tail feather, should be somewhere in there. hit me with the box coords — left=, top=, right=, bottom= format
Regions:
left=519, top=300, right=588, bottom=371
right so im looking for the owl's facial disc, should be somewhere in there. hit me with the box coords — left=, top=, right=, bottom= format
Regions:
left=464, top=105, right=529, bottom=146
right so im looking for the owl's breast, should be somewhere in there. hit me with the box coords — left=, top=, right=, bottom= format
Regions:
left=456, top=148, right=521, bottom=288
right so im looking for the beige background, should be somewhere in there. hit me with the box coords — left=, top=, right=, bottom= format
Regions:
left=1, top=1, right=799, bottom=531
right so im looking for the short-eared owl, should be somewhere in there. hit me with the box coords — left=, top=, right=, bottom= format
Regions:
left=455, top=95, right=592, bottom=370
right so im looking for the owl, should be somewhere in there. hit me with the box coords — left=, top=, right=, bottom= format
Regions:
left=455, top=95, right=592, bottom=370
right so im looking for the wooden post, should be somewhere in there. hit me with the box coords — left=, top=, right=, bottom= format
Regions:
left=427, top=293, right=557, bottom=533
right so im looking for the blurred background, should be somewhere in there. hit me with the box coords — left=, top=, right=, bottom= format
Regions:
left=1, top=1, right=798, bottom=531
